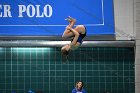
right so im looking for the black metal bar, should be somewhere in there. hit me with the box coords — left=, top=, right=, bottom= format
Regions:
left=0, top=40, right=135, bottom=47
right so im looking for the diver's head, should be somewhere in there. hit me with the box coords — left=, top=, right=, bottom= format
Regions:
left=61, top=48, right=69, bottom=56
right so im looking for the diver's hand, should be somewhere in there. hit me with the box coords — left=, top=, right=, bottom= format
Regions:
left=66, top=26, right=72, bottom=31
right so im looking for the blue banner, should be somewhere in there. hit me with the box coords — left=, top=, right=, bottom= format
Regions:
left=0, top=0, right=114, bottom=36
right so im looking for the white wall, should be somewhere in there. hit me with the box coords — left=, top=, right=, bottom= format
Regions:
left=135, top=0, right=140, bottom=92
left=114, top=0, right=134, bottom=40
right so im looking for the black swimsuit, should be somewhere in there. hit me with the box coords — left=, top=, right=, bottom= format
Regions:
left=71, top=26, right=86, bottom=44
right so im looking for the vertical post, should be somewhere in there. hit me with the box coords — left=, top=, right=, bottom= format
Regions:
left=135, top=0, right=140, bottom=93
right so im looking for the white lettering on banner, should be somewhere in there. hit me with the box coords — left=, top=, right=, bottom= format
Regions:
left=44, top=4, right=53, bottom=17
left=0, top=5, right=2, bottom=17
left=18, top=5, right=26, bottom=17
left=0, top=5, right=12, bottom=17
left=36, top=5, right=44, bottom=17
left=18, top=4, right=53, bottom=18
left=27, top=4, right=36, bottom=17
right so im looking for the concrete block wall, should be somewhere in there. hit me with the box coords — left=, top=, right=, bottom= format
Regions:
left=114, top=0, right=134, bottom=40
left=135, top=0, right=140, bottom=93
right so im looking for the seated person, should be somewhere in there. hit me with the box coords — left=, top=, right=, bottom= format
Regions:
left=72, top=81, right=87, bottom=93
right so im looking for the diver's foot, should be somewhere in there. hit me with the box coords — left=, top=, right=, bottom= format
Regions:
left=68, top=16, right=76, bottom=23
left=65, top=18, right=72, bottom=23
left=65, top=16, right=77, bottom=24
